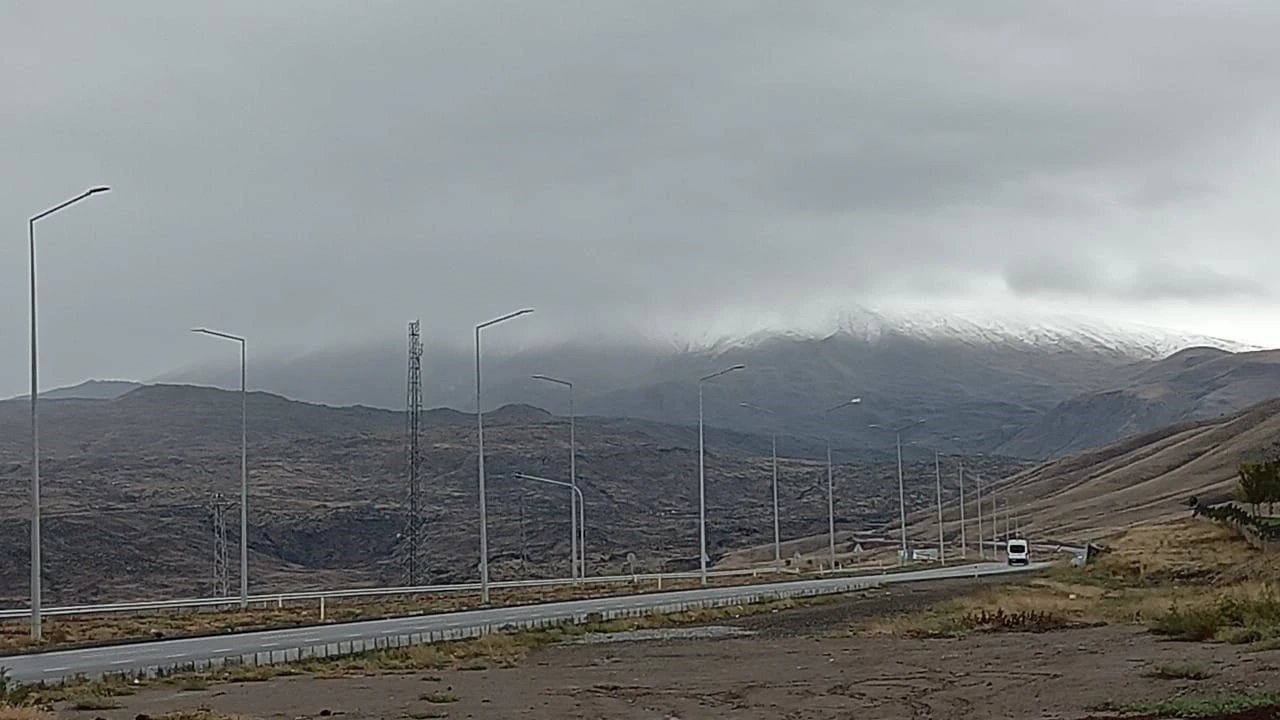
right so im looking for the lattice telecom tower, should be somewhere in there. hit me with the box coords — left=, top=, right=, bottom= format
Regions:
left=402, top=320, right=426, bottom=585
left=210, top=491, right=229, bottom=596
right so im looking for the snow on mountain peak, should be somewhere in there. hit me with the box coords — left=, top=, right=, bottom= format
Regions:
left=686, top=305, right=1258, bottom=359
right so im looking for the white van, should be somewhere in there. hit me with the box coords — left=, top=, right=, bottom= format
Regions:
left=1006, top=539, right=1030, bottom=566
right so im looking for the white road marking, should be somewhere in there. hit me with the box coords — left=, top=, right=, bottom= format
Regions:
left=165, top=653, right=188, bottom=659
left=109, top=659, right=131, bottom=665
left=44, top=666, right=69, bottom=673
left=212, top=647, right=236, bottom=653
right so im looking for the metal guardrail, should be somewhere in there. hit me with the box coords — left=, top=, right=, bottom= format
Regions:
left=183, top=580, right=878, bottom=680
left=0, top=566, right=805, bottom=620
left=0, top=562, right=1049, bottom=684
left=0, top=549, right=1070, bottom=622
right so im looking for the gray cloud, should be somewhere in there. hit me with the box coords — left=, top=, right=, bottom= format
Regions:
left=5, top=1, right=1280, bottom=396
left=1004, top=255, right=1106, bottom=297
left=1005, top=259, right=1265, bottom=301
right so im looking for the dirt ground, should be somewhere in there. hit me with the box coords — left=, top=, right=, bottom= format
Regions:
left=55, top=579, right=1280, bottom=720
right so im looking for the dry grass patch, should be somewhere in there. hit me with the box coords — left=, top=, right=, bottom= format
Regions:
left=858, top=577, right=1187, bottom=637
left=1150, top=582, right=1280, bottom=643
left=1077, top=518, right=1254, bottom=586
left=861, top=518, right=1274, bottom=640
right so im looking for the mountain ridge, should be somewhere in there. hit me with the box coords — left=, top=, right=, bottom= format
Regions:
left=998, top=348, right=1280, bottom=458
left=989, top=395, right=1280, bottom=539
left=149, top=319, right=1245, bottom=458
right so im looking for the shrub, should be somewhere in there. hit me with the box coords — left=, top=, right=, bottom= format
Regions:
left=1151, top=608, right=1221, bottom=641
left=1150, top=589, right=1280, bottom=642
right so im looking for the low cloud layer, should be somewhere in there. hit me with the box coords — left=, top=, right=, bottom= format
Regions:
left=1005, top=258, right=1264, bottom=301
left=5, top=1, right=1280, bottom=396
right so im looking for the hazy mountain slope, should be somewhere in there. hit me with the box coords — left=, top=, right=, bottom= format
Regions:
left=153, top=309, right=1254, bottom=459
left=3, top=379, right=142, bottom=402
left=998, top=348, right=1280, bottom=459
left=901, top=396, right=1280, bottom=544
left=0, top=384, right=1028, bottom=606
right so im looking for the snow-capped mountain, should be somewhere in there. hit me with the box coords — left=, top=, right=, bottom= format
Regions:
left=691, top=305, right=1258, bottom=360
left=152, top=305, right=1278, bottom=462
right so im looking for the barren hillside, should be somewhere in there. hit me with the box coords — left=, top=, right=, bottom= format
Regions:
left=999, top=348, right=1280, bottom=459
left=901, top=396, right=1280, bottom=545
left=0, top=384, right=1026, bottom=606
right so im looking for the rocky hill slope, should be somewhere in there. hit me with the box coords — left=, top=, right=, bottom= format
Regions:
left=901, top=395, right=1280, bottom=545
left=997, top=348, right=1280, bottom=459
left=0, top=384, right=1028, bottom=606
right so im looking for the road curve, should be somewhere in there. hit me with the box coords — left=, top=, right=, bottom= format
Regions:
left=0, top=561, right=1046, bottom=684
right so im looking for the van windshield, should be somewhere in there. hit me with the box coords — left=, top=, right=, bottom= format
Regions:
left=1009, top=542, right=1027, bottom=553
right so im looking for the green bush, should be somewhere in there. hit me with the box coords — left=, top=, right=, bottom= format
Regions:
left=1220, top=626, right=1265, bottom=645
left=1151, top=605, right=1224, bottom=641
left=1151, top=590, right=1280, bottom=642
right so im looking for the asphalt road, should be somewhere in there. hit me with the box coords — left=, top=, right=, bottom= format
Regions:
left=0, top=561, right=1046, bottom=684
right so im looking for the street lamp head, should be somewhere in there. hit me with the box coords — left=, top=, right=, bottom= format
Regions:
left=699, top=363, right=747, bottom=383
left=87, top=186, right=111, bottom=195
left=531, top=373, right=571, bottom=387
left=849, top=397, right=863, bottom=404
left=479, top=307, right=536, bottom=330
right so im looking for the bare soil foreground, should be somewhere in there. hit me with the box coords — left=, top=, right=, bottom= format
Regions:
left=51, top=577, right=1280, bottom=720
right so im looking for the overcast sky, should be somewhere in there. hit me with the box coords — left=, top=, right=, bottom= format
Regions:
left=5, top=1, right=1280, bottom=398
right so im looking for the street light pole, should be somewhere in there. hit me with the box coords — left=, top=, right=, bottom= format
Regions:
left=869, top=419, right=925, bottom=566
left=191, top=328, right=248, bottom=609
left=975, top=473, right=984, bottom=560
left=771, top=431, right=779, bottom=572
left=958, top=457, right=966, bottom=560
left=991, top=485, right=998, bottom=553
left=531, top=374, right=577, bottom=580
left=821, top=399, right=863, bottom=571
left=513, top=473, right=583, bottom=577
left=28, top=186, right=111, bottom=640
left=935, top=450, right=944, bottom=564
left=826, top=443, right=836, bottom=570
left=476, top=308, right=534, bottom=604
left=738, top=402, right=783, bottom=573
left=896, top=431, right=907, bottom=563
left=697, top=364, right=746, bottom=586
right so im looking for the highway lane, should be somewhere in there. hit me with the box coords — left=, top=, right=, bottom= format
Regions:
left=0, top=561, right=1047, bottom=684
left=0, top=566, right=802, bottom=620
